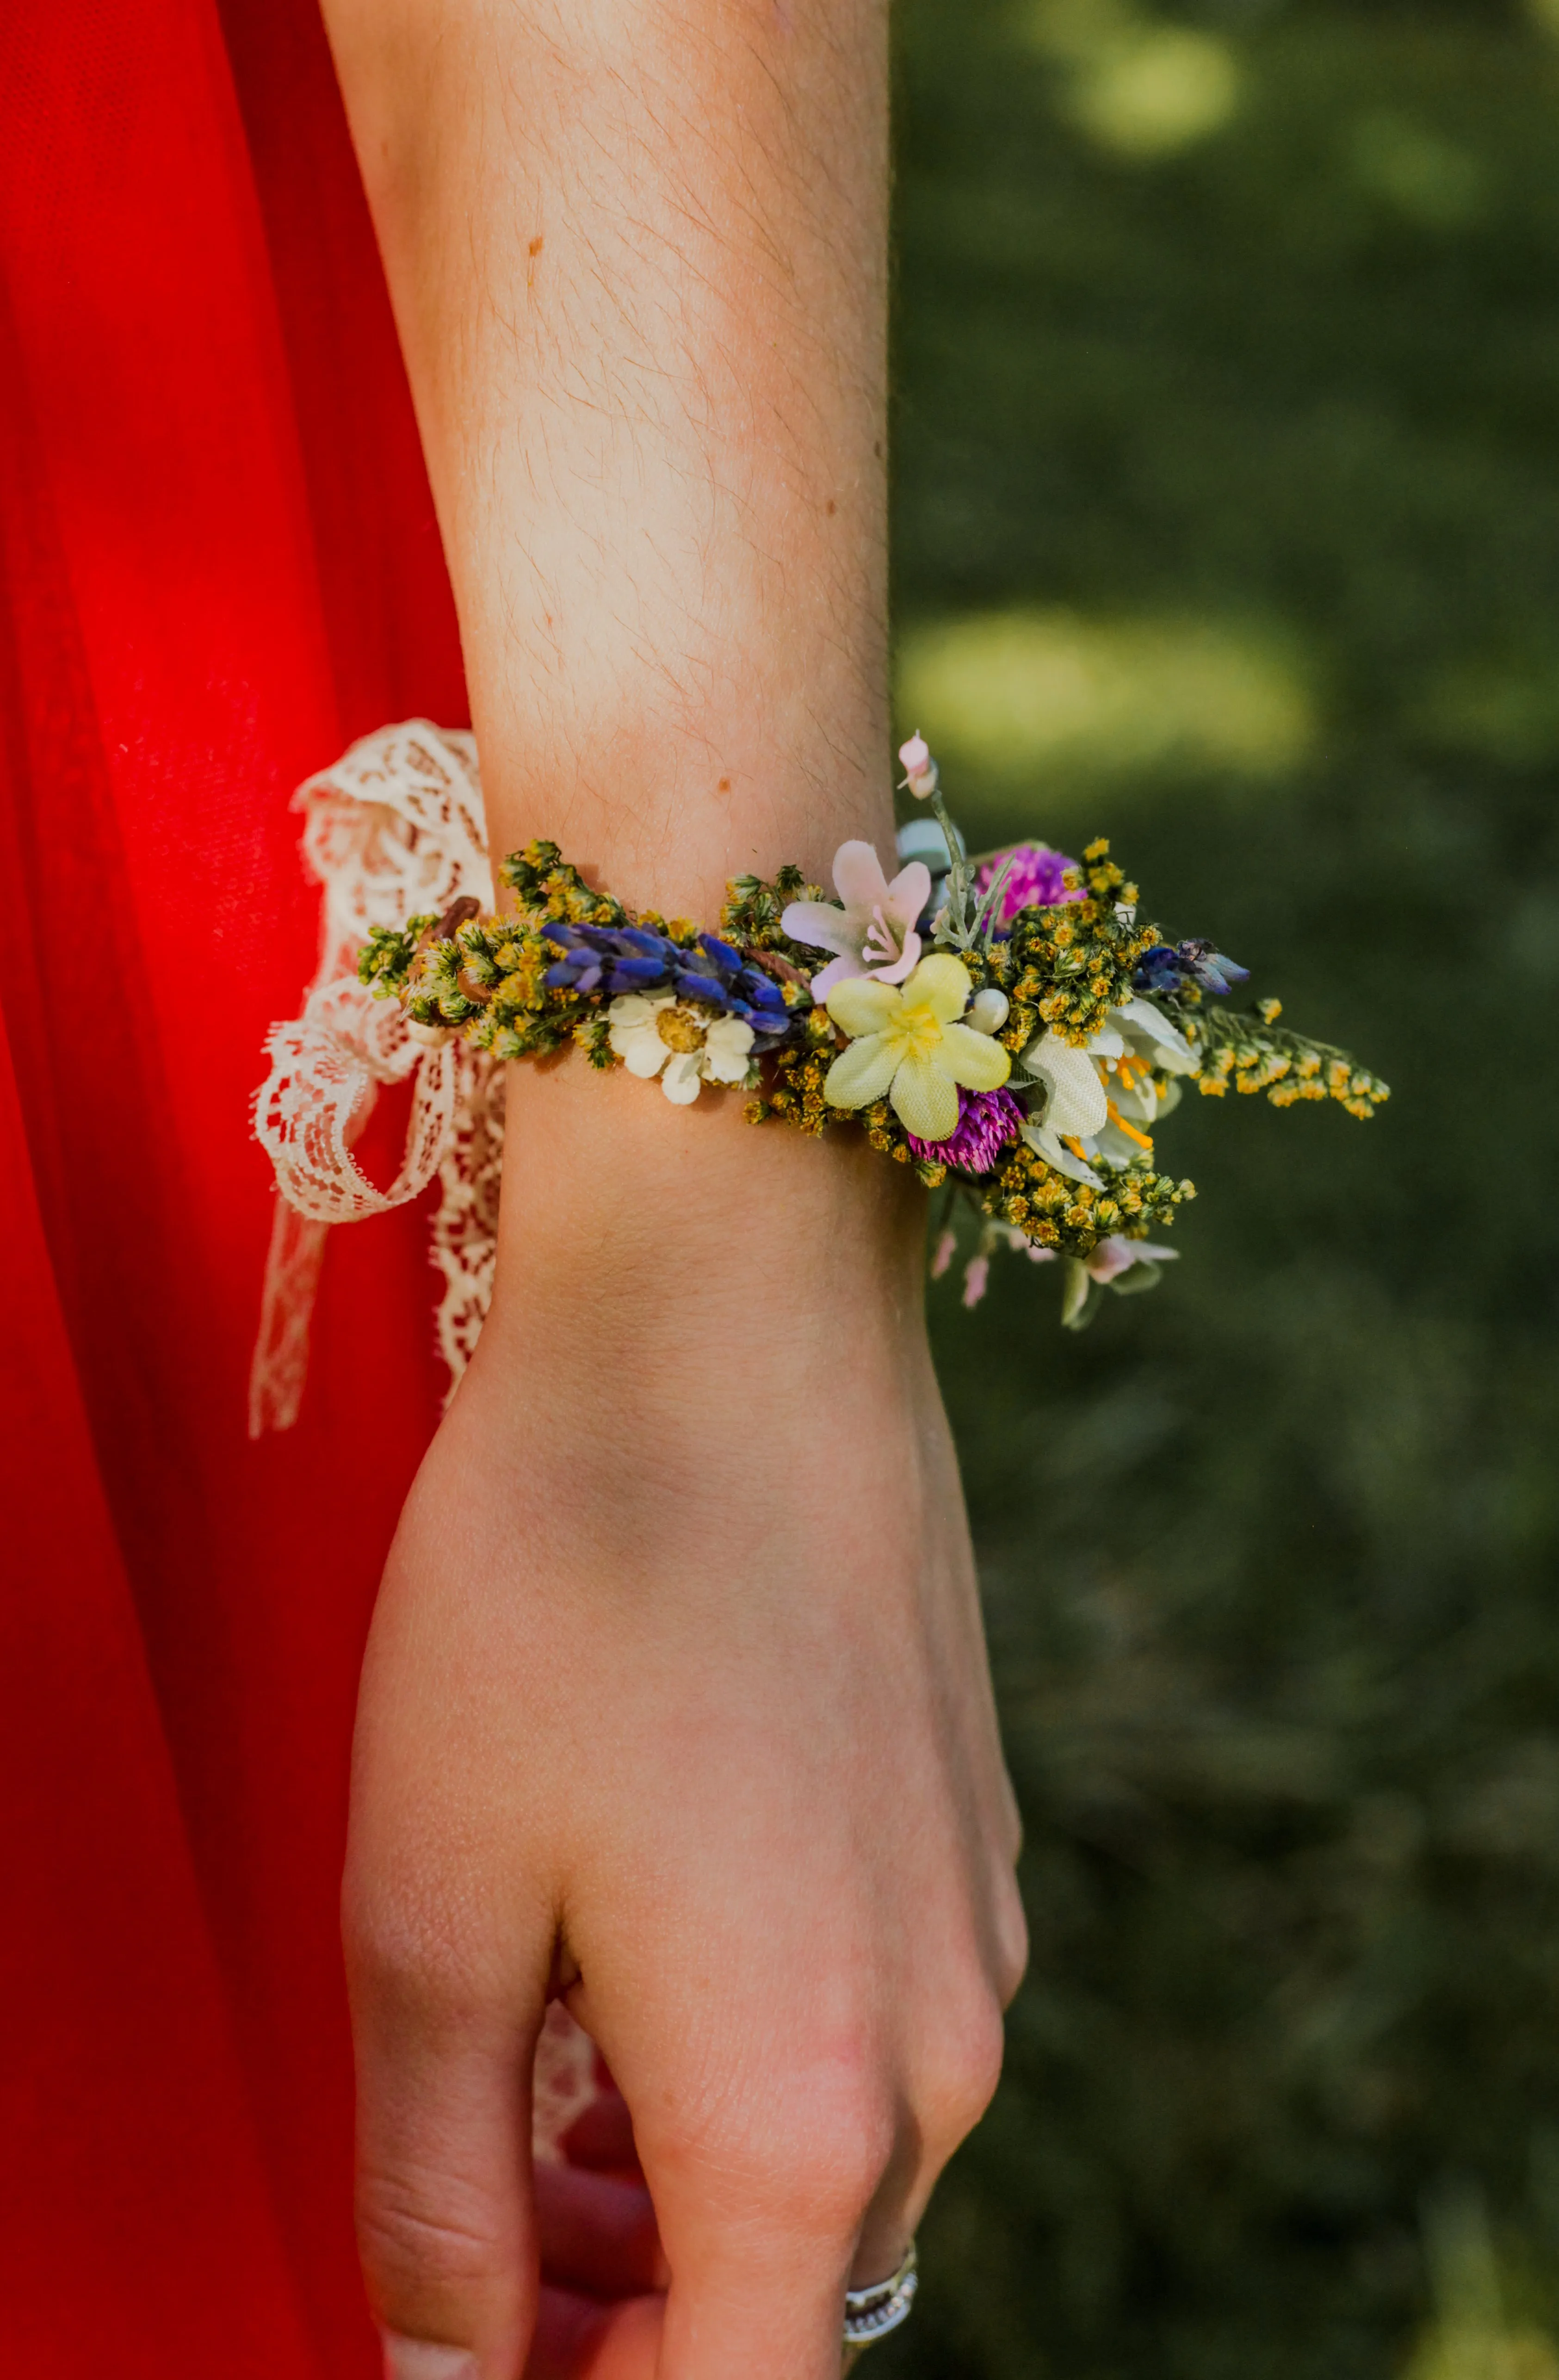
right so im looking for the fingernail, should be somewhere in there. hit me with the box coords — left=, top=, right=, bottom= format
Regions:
left=381, top=2337, right=479, bottom=2380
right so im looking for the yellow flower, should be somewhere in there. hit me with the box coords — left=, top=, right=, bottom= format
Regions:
left=823, top=954, right=1010, bottom=1142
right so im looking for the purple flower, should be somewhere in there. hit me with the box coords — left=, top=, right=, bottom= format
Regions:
left=975, top=842, right=1084, bottom=924
left=908, top=1086, right=1025, bottom=1175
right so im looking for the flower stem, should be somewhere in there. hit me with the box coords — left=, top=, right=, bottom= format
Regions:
left=930, top=788, right=977, bottom=948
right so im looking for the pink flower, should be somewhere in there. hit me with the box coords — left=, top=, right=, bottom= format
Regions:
left=976, top=841, right=1085, bottom=924
left=1086, top=1234, right=1178, bottom=1285
left=1061, top=1231, right=1180, bottom=1326
left=962, top=1255, right=990, bottom=1309
left=782, top=840, right=932, bottom=1002
left=931, top=1228, right=958, bottom=1280
left=907, top=1086, right=1025, bottom=1176
left=897, top=732, right=940, bottom=801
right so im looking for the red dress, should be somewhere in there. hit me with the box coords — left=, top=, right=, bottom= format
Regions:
left=0, top=6, right=466, bottom=2369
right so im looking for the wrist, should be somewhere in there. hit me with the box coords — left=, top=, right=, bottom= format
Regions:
left=425, top=1060, right=946, bottom=1594
left=472, top=722, right=896, bottom=933
left=489, top=1058, right=928, bottom=1341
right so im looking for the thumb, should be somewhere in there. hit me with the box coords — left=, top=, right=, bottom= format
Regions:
left=348, top=1940, right=544, bottom=2380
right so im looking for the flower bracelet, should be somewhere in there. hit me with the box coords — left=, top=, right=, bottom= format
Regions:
left=355, top=736, right=1388, bottom=1329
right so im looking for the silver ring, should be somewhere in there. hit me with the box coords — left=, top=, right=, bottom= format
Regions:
left=843, top=2242, right=918, bottom=2349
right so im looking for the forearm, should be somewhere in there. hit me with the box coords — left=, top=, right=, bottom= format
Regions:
left=325, top=24, right=1024, bottom=2375
left=320, top=0, right=891, bottom=922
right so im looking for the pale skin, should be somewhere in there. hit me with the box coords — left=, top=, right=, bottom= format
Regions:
left=316, top=4, right=1028, bottom=2376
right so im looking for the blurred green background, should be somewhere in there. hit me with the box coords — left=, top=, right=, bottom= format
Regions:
left=883, top=1, right=1559, bottom=2374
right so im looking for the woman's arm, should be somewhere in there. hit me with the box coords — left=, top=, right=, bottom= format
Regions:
left=323, top=0, right=891, bottom=900
left=318, top=6, right=1027, bottom=2377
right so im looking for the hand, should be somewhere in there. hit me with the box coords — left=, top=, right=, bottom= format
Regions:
left=343, top=1065, right=1027, bottom=2380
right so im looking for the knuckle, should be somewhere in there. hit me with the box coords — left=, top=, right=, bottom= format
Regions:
left=655, top=2069, right=896, bottom=2237
left=355, top=2162, right=513, bottom=2304
left=341, top=1880, right=494, bottom=2026
left=992, top=1878, right=1031, bottom=2009
left=788, top=2100, right=897, bottom=2228
left=916, top=1986, right=1008, bottom=2146
left=1000, top=1774, right=1025, bottom=1869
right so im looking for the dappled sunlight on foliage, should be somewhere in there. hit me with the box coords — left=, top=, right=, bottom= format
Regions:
left=1025, top=0, right=1246, bottom=159
left=896, top=606, right=1315, bottom=798
left=883, top=1, right=1559, bottom=2375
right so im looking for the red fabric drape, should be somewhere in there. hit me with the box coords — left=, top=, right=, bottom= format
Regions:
left=0, top=5, right=466, bottom=2368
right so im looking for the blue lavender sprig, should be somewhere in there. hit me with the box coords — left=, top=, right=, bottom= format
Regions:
left=1133, top=937, right=1250, bottom=998
left=541, top=921, right=800, bottom=1047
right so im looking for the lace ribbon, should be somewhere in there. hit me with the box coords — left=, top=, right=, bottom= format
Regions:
left=249, top=722, right=500, bottom=1435
left=248, top=728, right=603, bottom=2163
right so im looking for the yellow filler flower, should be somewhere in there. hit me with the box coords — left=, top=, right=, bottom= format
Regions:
left=823, top=954, right=1011, bottom=1142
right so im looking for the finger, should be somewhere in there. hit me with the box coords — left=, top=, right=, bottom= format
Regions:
left=848, top=2131, right=922, bottom=2297
left=349, top=1958, right=540, bottom=2380
left=534, top=2163, right=667, bottom=2298
left=655, top=2251, right=854, bottom=2380
left=990, top=1860, right=1030, bottom=2009
left=629, top=2090, right=897, bottom=2380
left=851, top=1978, right=1008, bottom=2286
left=527, top=2289, right=663, bottom=2380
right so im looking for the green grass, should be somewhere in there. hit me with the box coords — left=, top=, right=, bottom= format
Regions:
left=885, top=4, right=1559, bottom=2374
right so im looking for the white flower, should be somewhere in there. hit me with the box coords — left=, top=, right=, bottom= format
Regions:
left=1020, top=995, right=1198, bottom=1175
left=1019, top=1027, right=1110, bottom=1183
left=1089, top=996, right=1197, bottom=1160
left=822, top=953, right=1010, bottom=1142
left=1112, top=995, right=1197, bottom=1086
left=607, top=993, right=755, bottom=1105
left=781, top=840, right=933, bottom=1002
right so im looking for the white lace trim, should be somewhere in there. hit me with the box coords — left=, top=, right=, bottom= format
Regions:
left=247, top=726, right=603, bottom=2151
left=248, top=722, right=501, bottom=1436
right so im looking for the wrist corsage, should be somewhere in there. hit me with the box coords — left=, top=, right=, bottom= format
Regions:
left=354, top=734, right=1386, bottom=1332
